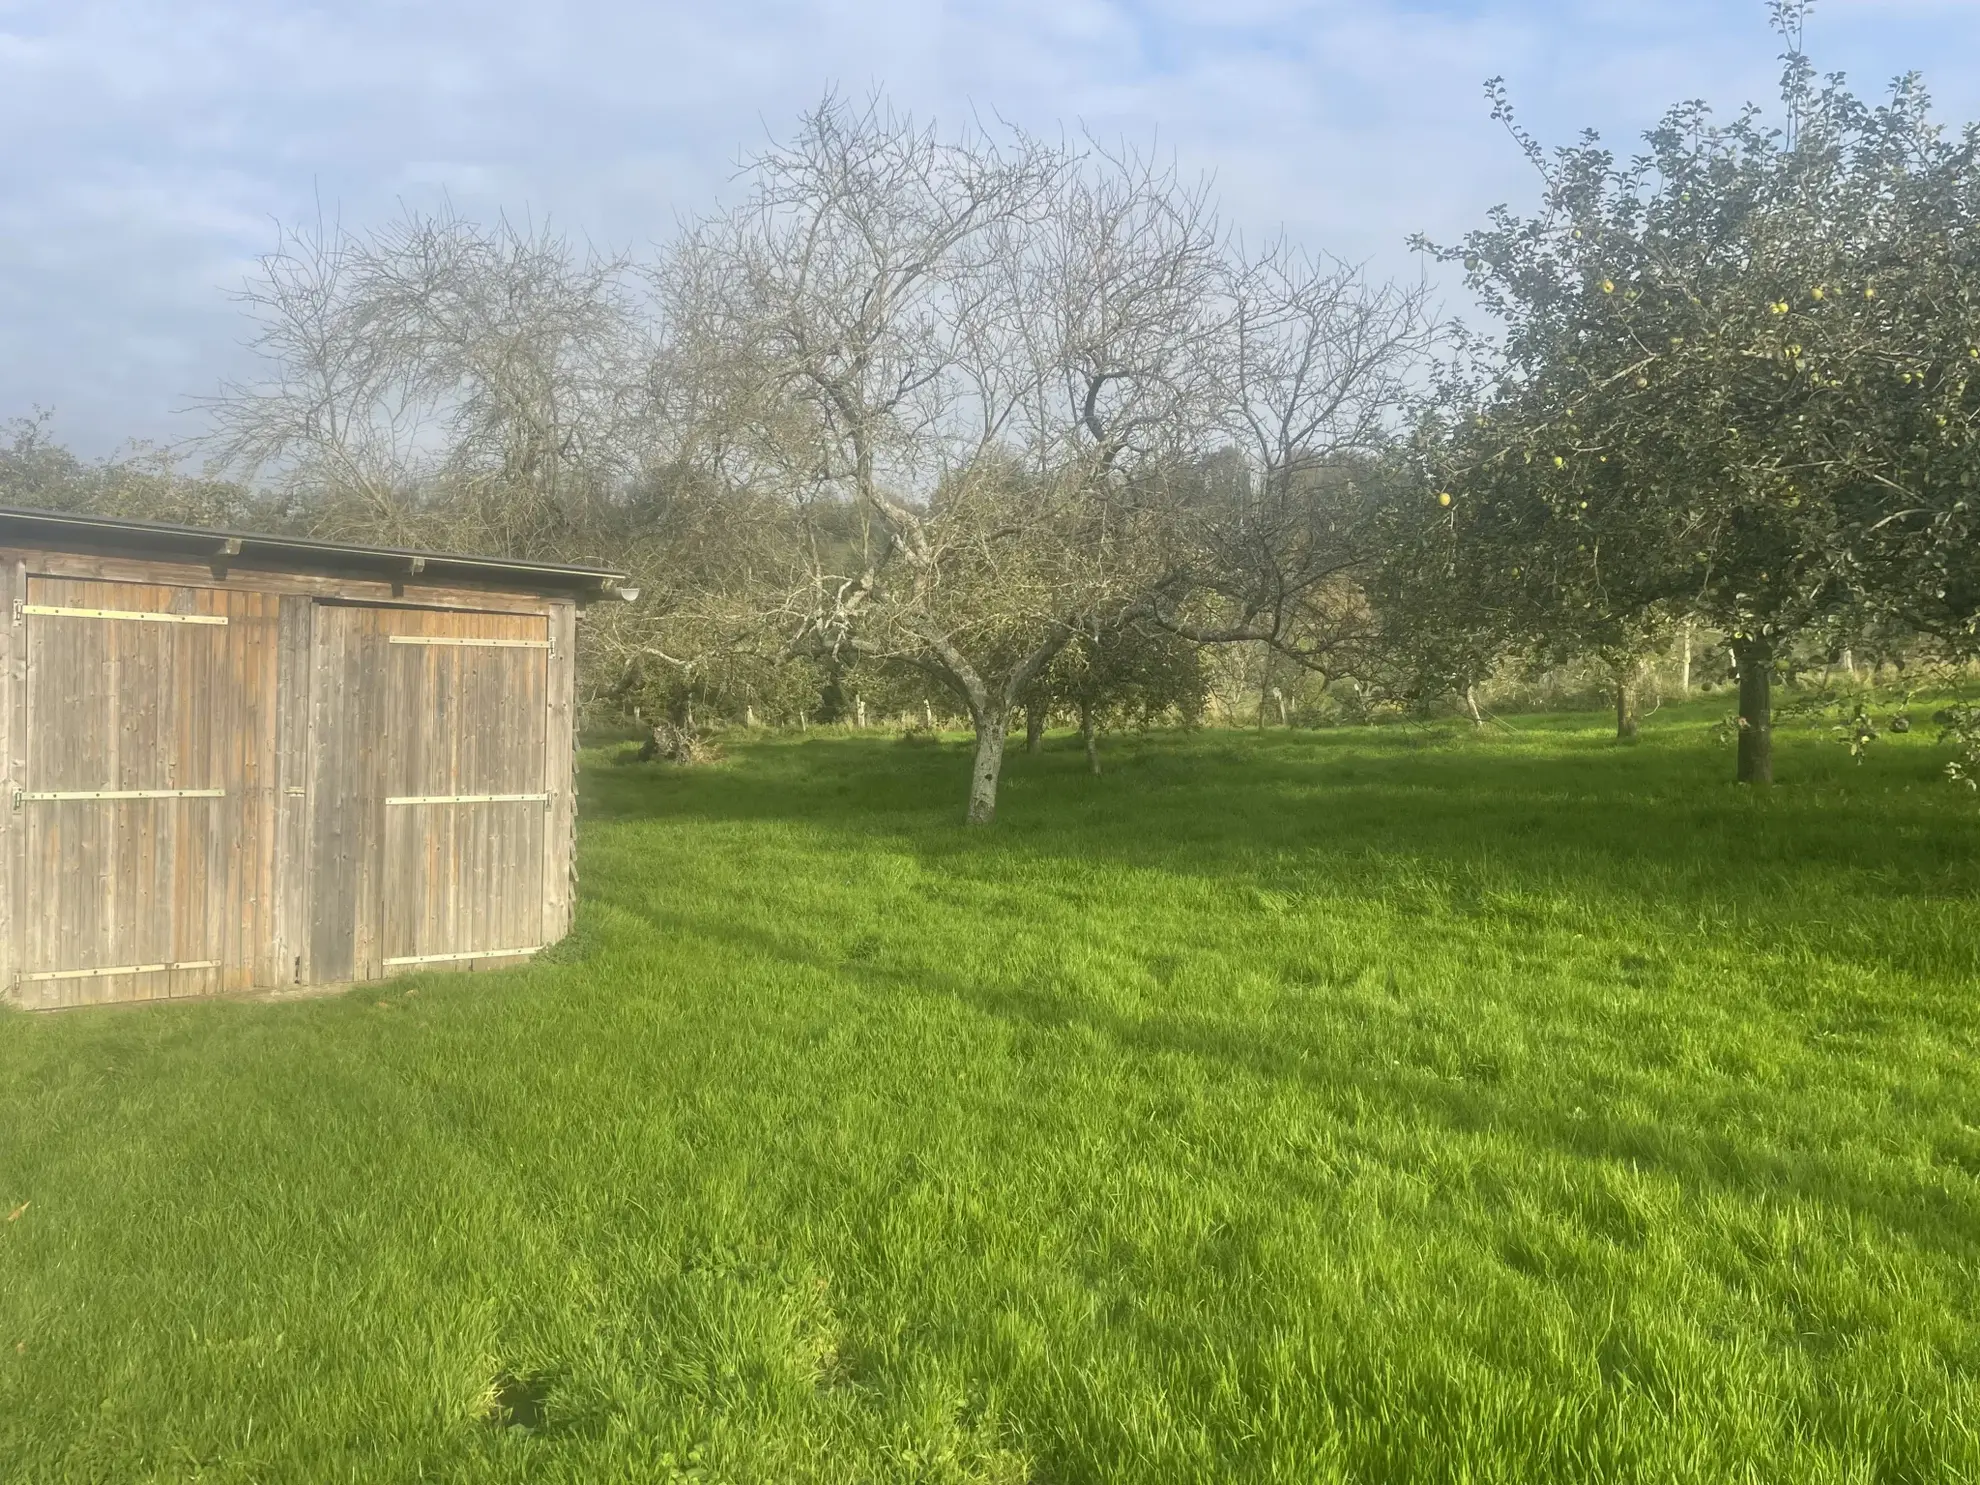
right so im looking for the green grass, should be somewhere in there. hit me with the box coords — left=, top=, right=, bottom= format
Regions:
left=3, top=706, right=1979, bottom=1482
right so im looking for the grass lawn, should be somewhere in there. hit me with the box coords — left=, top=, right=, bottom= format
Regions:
left=3, top=706, right=1978, bottom=1482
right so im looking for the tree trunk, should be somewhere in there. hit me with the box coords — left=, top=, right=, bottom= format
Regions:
left=1615, top=671, right=1638, bottom=741
left=1080, top=704, right=1099, bottom=775
left=924, top=699, right=936, bottom=730
left=1842, top=647, right=1855, bottom=684
left=855, top=694, right=866, bottom=729
left=966, top=711, right=1009, bottom=825
left=1026, top=705, right=1044, bottom=754
left=1680, top=623, right=1693, bottom=695
left=1733, top=636, right=1773, bottom=786
left=1465, top=685, right=1484, bottom=728
left=1273, top=688, right=1288, bottom=727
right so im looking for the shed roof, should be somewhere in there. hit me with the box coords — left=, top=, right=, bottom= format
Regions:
left=0, top=504, right=631, bottom=599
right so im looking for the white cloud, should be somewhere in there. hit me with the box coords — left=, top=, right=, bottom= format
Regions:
left=1, top=0, right=1977, bottom=453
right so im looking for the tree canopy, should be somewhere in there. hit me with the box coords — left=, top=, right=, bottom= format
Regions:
left=1408, top=0, right=1980, bottom=781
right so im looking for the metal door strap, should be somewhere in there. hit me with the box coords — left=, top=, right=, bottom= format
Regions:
left=17, top=789, right=225, bottom=802
left=384, top=793, right=548, bottom=805
left=19, top=961, right=221, bottom=983
left=383, top=946, right=541, bottom=967
left=387, top=635, right=547, bottom=648
left=23, top=605, right=227, bottom=625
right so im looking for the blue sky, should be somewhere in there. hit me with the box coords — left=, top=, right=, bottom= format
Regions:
left=3, top=0, right=1977, bottom=457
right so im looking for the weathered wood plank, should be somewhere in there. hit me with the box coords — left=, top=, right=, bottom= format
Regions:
left=0, top=561, right=15, bottom=999
left=544, top=602, right=577, bottom=949
left=307, top=604, right=359, bottom=984
left=271, top=596, right=312, bottom=985
left=349, top=608, right=386, bottom=980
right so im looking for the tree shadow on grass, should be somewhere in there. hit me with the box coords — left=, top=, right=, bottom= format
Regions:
left=579, top=729, right=1980, bottom=986
left=664, top=913, right=1980, bottom=1271
left=585, top=728, right=1967, bottom=869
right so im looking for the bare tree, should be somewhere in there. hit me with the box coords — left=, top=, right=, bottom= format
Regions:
left=1145, top=246, right=1435, bottom=674
left=201, top=208, right=789, bottom=727
left=200, top=98, right=1431, bottom=824
left=655, top=97, right=1429, bottom=822
left=201, top=207, right=649, bottom=555
left=655, top=99, right=1212, bottom=821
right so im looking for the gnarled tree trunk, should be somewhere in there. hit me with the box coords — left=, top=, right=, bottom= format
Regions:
left=966, top=710, right=1010, bottom=825
left=1026, top=705, right=1045, bottom=754
left=928, top=626, right=1072, bottom=826
left=1080, top=703, right=1099, bottom=775
left=1615, top=671, right=1638, bottom=741
left=1732, top=635, right=1773, bottom=785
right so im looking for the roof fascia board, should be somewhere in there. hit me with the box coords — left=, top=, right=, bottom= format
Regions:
left=0, top=506, right=630, bottom=597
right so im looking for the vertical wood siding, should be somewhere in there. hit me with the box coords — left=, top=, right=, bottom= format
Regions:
left=271, top=596, right=314, bottom=986
left=2, top=572, right=574, bottom=1009
left=543, top=602, right=577, bottom=945
left=307, top=604, right=552, bottom=984
left=0, top=560, right=20, bottom=993
left=10, top=578, right=277, bottom=1009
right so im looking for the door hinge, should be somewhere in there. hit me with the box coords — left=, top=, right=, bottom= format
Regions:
left=10, top=789, right=22, bottom=813
left=10, top=599, right=21, bottom=625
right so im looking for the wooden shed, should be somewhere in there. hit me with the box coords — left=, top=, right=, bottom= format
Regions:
left=0, top=506, right=629, bottom=1010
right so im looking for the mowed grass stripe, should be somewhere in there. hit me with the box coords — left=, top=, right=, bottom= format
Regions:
left=2, top=707, right=1977, bottom=1482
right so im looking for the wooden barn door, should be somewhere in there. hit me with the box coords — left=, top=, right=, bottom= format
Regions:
left=308, top=605, right=551, bottom=982
left=11, top=577, right=275, bottom=1008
